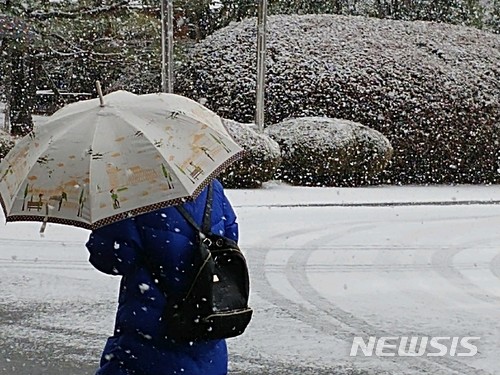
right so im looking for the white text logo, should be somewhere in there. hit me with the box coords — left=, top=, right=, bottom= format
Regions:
left=350, top=336, right=480, bottom=357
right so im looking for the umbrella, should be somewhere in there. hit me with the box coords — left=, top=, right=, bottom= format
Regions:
left=0, top=90, right=244, bottom=231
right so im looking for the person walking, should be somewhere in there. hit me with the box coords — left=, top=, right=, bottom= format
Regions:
left=86, top=179, right=238, bottom=375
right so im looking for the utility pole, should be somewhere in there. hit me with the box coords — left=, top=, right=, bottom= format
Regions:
left=255, top=0, right=267, bottom=132
left=161, top=0, right=174, bottom=93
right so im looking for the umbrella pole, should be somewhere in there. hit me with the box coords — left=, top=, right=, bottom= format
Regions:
left=96, top=81, right=105, bottom=107
left=255, top=0, right=268, bottom=132
left=161, top=0, right=174, bottom=93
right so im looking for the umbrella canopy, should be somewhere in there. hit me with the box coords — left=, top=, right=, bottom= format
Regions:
left=0, top=91, right=244, bottom=230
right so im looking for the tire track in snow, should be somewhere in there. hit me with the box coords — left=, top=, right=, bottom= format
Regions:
left=284, top=227, right=493, bottom=375
left=0, top=259, right=91, bottom=272
left=243, top=207, right=494, bottom=375
left=246, top=221, right=413, bottom=374
left=248, top=225, right=350, bottom=332
left=430, top=241, right=500, bottom=304
left=249, top=219, right=405, bottom=338
left=371, top=221, right=500, bottom=333
left=0, top=238, right=83, bottom=247
left=264, top=259, right=494, bottom=273
left=283, top=224, right=382, bottom=337
left=389, top=211, right=500, bottom=305
left=234, top=200, right=500, bottom=209
left=490, top=252, right=500, bottom=280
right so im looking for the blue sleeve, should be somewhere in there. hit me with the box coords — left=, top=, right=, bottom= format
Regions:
left=222, top=190, right=239, bottom=243
left=86, top=218, right=143, bottom=276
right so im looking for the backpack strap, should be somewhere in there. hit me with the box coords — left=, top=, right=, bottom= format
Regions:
left=176, top=182, right=213, bottom=234
left=201, top=182, right=213, bottom=233
left=142, top=183, right=214, bottom=298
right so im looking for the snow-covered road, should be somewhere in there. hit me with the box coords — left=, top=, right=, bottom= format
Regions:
left=1, top=184, right=499, bottom=374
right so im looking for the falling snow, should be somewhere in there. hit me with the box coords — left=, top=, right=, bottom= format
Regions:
left=176, top=14, right=500, bottom=185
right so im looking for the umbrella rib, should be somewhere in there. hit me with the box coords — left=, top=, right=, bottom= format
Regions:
left=43, top=100, right=101, bottom=123
left=87, top=119, right=100, bottom=225
left=2, top=118, right=74, bottom=218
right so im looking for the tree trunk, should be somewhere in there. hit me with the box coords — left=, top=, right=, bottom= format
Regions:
left=1, top=39, right=12, bottom=133
left=9, top=47, right=36, bottom=136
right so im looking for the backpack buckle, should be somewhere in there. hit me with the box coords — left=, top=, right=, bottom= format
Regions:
left=202, top=236, right=213, bottom=246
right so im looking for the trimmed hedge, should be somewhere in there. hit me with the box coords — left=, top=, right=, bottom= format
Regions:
left=266, top=117, right=393, bottom=186
left=220, top=119, right=281, bottom=188
left=175, top=15, right=500, bottom=184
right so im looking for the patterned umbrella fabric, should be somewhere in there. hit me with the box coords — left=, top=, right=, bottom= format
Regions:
left=0, top=91, right=244, bottom=230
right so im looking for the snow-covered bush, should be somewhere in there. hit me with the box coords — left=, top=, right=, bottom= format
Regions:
left=175, top=15, right=500, bottom=184
left=266, top=117, right=393, bottom=186
left=220, top=119, right=281, bottom=188
left=0, top=130, right=14, bottom=161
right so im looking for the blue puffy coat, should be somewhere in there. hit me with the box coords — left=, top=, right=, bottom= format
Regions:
left=86, top=180, right=238, bottom=375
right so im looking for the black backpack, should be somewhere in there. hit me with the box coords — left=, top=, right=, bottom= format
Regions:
left=146, top=183, right=253, bottom=342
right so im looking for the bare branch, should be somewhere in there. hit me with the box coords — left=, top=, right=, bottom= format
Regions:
left=27, top=1, right=131, bottom=21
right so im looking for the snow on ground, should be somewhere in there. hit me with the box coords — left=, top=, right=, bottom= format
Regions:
left=1, top=183, right=499, bottom=374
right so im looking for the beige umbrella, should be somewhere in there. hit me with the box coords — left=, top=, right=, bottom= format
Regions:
left=0, top=90, right=243, bottom=231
